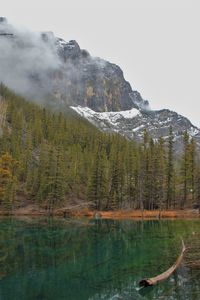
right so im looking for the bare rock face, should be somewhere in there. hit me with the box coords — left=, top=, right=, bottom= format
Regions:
left=70, top=106, right=200, bottom=152
left=0, top=18, right=199, bottom=152
left=53, top=38, right=148, bottom=111
left=0, top=18, right=148, bottom=111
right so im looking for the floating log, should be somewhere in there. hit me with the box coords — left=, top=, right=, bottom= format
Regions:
left=139, top=239, right=186, bottom=287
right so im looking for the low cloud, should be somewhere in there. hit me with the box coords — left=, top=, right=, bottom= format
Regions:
left=0, top=18, right=60, bottom=101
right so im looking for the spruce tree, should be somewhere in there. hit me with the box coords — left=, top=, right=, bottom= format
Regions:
left=166, top=126, right=174, bottom=209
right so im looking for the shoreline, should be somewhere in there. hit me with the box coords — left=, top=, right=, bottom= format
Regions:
left=0, top=206, right=199, bottom=219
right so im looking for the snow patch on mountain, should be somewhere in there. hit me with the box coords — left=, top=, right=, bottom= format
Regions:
left=132, top=124, right=145, bottom=132
left=188, top=127, right=199, bottom=137
left=71, top=106, right=140, bottom=126
left=71, top=105, right=200, bottom=153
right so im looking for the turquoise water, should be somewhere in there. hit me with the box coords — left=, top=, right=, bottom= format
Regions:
left=0, top=218, right=199, bottom=300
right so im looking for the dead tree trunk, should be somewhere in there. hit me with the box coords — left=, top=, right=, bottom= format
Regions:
left=139, top=239, right=186, bottom=287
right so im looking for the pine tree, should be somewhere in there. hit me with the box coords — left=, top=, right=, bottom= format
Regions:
left=107, top=141, right=125, bottom=210
left=188, top=138, right=196, bottom=204
left=181, top=131, right=190, bottom=208
left=0, top=153, right=17, bottom=210
left=157, top=137, right=166, bottom=210
left=87, top=144, right=108, bottom=210
left=195, top=165, right=200, bottom=213
left=166, top=126, right=174, bottom=209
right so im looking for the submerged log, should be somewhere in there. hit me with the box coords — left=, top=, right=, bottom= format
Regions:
left=139, top=239, right=186, bottom=287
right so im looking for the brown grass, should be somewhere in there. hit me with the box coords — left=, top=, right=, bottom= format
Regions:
left=0, top=206, right=199, bottom=219
left=72, top=209, right=200, bottom=219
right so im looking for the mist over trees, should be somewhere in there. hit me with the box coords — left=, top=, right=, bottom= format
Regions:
left=0, top=84, right=200, bottom=213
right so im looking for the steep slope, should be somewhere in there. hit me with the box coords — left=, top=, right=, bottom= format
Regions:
left=0, top=17, right=148, bottom=111
left=0, top=17, right=199, bottom=151
left=1, top=85, right=200, bottom=212
left=71, top=106, right=200, bottom=151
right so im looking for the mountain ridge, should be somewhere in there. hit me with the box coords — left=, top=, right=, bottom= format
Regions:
left=70, top=105, right=200, bottom=152
left=0, top=17, right=199, bottom=151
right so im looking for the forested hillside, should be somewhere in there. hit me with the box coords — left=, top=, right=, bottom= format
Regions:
left=0, top=84, right=199, bottom=213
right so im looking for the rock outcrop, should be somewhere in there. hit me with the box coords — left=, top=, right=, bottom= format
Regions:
left=0, top=18, right=199, bottom=151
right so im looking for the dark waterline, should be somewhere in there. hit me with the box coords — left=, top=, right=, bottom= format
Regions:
left=0, top=217, right=199, bottom=300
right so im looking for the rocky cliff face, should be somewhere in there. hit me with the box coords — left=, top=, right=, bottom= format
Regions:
left=71, top=106, right=200, bottom=152
left=0, top=18, right=148, bottom=111
left=53, top=38, right=149, bottom=111
left=0, top=18, right=199, bottom=151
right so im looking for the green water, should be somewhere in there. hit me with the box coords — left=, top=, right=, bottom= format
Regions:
left=0, top=218, right=199, bottom=300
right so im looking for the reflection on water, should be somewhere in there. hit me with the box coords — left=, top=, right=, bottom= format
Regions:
left=0, top=217, right=199, bottom=300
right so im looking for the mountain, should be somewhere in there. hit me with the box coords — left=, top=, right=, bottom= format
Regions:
left=1, top=84, right=200, bottom=213
left=71, top=106, right=200, bottom=152
left=0, top=17, right=199, bottom=151
left=0, top=17, right=148, bottom=111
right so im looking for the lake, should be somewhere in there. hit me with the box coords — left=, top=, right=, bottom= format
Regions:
left=0, top=217, right=199, bottom=300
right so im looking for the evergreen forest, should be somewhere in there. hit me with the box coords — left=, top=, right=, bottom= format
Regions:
left=0, top=84, right=200, bottom=213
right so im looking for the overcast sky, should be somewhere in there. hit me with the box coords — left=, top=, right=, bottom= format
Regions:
left=2, top=0, right=200, bottom=126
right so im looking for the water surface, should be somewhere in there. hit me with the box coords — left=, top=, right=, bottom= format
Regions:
left=0, top=217, right=199, bottom=300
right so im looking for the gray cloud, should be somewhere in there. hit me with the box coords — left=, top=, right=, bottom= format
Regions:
left=0, top=19, right=60, bottom=101
left=0, top=18, right=150, bottom=112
